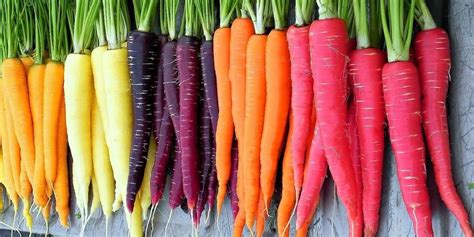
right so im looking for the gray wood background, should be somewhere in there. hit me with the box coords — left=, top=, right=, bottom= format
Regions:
left=0, top=0, right=472, bottom=236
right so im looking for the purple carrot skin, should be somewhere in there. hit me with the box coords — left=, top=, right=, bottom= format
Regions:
left=169, top=142, right=185, bottom=209
left=126, top=31, right=159, bottom=212
left=201, top=41, right=219, bottom=134
left=150, top=107, right=175, bottom=204
left=163, top=41, right=181, bottom=148
left=177, top=36, right=201, bottom=209
left=153, top=35, right=169, bottom=140
left=206, top=153, right=217, bottom=209
left=229, top=139, right=239, bottom=219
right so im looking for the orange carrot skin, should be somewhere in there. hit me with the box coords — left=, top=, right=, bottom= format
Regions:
left=43, top=61, right=65, bottom=188
left=233, top=209, right=246, bottom=237
left=382, top=61, right=433, bottom=237
left=4, top=89, right=22, bottom=195
left=260, top=30, right=291, bottom=209
left=2, top=58, right=36, bottom=182
left=287, top=25, right=313, bottom=194
left=309, top=18, right=358, bottom=227
left=28, top=64, right=49, bottom=207
left=349, top=48, right=385, bottom=235
left=256, top=192, right=266, bottom=237
left=20, top=56, right=34, bottom=72
left=277, top=114, right=295, bottom=237
left=243, top=34, right=267, bottom=229
left=415, top=28, right=472, bottom=237
left=214, top=27, right=235, bottom=215
left=54, top=95, right=69, bottom=228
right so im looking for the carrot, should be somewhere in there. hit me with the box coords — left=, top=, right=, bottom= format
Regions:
left=380, top=1, right=433, bottom=236
left=309, top=1, right=359, bottom=231
left=277, top=113, right=295, bottom=237
left=139, top=137, right=157, bottom=220
left=256, top=192, right=266, bottom=237
left=214, top=0, right=236, bottom=214
left=20, top=158, right=33, bottom=231
left=414, top=1, right=472, bottom=236
left=4, top=85, right=22, bottom=197
left=260, top=0, right=291, bottom=211
left=228, top=139, right=240, bottom=219
left=349, top=0, right=386, bottom=234
left=287, top=0, right=315, bottom=198
left=54, top=94, right=69, bottom=228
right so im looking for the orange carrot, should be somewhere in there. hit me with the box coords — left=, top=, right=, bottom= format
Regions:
left=20, top=56, right=34, bottom=72
left=233, top=209, right=246, bottom=237
left=2, top=58, right=36, bottom=182
left=54, top=95, right=69, bottom=228
left=256, top=192, right=267, bottom=237
left=43, top=61, right=65, bottom=190
left=4, top=85, right=22, bottom=196
left=28, top=64, right=49, bottom=207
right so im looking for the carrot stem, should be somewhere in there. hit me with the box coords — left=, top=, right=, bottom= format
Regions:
left=414, top=0, right=436, bottom=30
left=295, top=0, right=315, bottom=26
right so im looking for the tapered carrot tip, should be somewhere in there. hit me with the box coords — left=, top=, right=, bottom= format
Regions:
left=364, top=228, right=376, bottom=237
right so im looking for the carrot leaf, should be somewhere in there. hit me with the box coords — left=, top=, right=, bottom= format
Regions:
left=0, top=0, right=21, bottom=58
left=272, top=0, right=289, bottom=30
left=380, top=0, right=416, bottom=62
left=295, top=0, right=315, bottom=26
left=354, top=0, right=381, bottom=48
left=159, top=0, right=168, bottom=35
left=196, top=0, right=216, bottom=41
left=32, top=0, right=48, bottom=64
left=369, top=0, right=382, bottom=48
left=96, top=7, right=107, bottom=47
left=72, top=0, right=101, bottom=53
left=19, top=3, right=35, bottom=57
left=132, top=0, right=159, bottom=32
left=219, top=0, right=238, bottom=28
left=165, top=0, right=180, bottom=40
left=183, top=0, right=201, bottom=37
left=47, top=0, right=69, bottom=62
left=244, top=0, right=272, bottom=34
left=104, top=0, right=130, bottom=50
left=414, top=0, right=436, bottom=30
left=318, top=0, right=337, bottom=19
left=338, top=0, right=352, bottom=23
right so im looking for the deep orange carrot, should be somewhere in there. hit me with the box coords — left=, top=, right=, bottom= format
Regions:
left=4, top=87, right=22, bottom=195
left=54, top=95, right=69, bottom=228
left=43, top=61, right=65, bottom=190
left=233, top=209, right=246, bottom=237
left=2, top=58, right=36, bottom=182
left=28, top=64, right=49, bottom=207
left=256, top=192, right=266, bottom=237
left=20, top=56, right=34, bottom=72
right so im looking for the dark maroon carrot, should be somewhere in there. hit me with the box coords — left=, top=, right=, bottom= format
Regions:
left=206, top=149, right=217, bottom=210
left=153, top=35, right=169, bottom=141
left=126, top=30, right=159, bottom=212
left=150, top=106, right=175, bottom=205
left=163, top=41, right=181, bottom=143
left=201, top=41, right=219, bottom=134
left=229, top=139, right=239, bottom=219
left=169, top=142, right=185, bottom=209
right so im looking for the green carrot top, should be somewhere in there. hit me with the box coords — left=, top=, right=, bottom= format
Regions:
left=244, top=0, right=273, bottom=34
left=132, top=0, right=159, bottom=32
left=72, top=0, right=101, bottom=54
left=159, top=0, right=168, bottom=35
left=32, top=0, right=48, bottom=64
left=414, top=0, right=436, bottom=30
left=96, top=8, right=107, bottom=47
left=295, top=0, right=315, bottom=26
left=0, top=0, right=22, bottom=58
left=353, top=0, right=382, bottom=49
left=196, top=0, right=216, bottom=41
left=318, top=0, right=337, bottom=19
left=218, top=0, right=237, bottom=28
left=272, top=0, right=289, bottom=30
left=104, top=0, right=130, bottom=50
left=380, top=0, right=416, bottom=62
left=48, top=0, right=69, bottom=62
left=182, top=0, right=201, bottom=37
left=19, top=3, right=35, bottom=58
left=165, top=0, right=180, bottom=40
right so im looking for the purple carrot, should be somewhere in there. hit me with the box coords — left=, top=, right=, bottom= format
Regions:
left=153, top=35, right=169, bottom=140
left=150, top=106, right=175, bottom=205
left=206, top=151, right=217, bottom=210
left=126, top=31, right=159, bottom=212
left=200, top=41, right=219, bottom=134
left=169, top=140, right=185, bottom=209
left=177, top=36, right=201, bottom=210
left=163, top=41, right=181, bottom=146
left=229, top=139, right=239, bottom=219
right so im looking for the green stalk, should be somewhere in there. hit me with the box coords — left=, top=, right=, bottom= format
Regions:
left=219, top=0, right=237, bottom=28
left=353, top=0, right=370, bottom=48
left=295, top=0, right=315, bottom=26
left=103, top=0, right=129, bottom=49
left=380, top=0, right=416, bottom=62
left=159, top=0, right=168, bottom=35
left=196, top=0, right=216, bottom=41
left=165, top=0, right=180, bottom=40
left=244, top=0, right=272, bottom=34
left=132, top=0, right=159, bottom=32
left=369, top=0, right=382, bottom=48
left=33, top=1, right=48, bottom=65
left=272, top=0, right=289, bottom=30
left=318, top=0, right=337, bottom=19
left=72, top=0, right=101, bottom=54
left=338, top=0, right=351, bottom=22
left=96, top=8, right=107, bottom=47
left=183, top=0, right=200, bottom=37
left=48, top=0, right=69, bottom=62
left=414, top=0, right=436, bottom=30
left=2, top=0, right=21, bottom=58
left=19, top=3, right=35, bottom=57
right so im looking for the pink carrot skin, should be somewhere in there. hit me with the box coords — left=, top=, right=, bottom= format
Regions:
left=347, top=100, right=363, bottom=237
left=309, top=18, right=359, bottom=228
left=415, top=28, right=472, bottom=236
left=169, top=142, right=185, bottom=209
left=382, top=61, right=433, bottom=237
left=153, top=35, right=168, bottom=141
left=296, top=127, right=327, bottom=229
left=287, top=25, right=313, bottom=194
left=349, top=48, right=385, bottom=235
left=229, top=139, right=239, bottom=219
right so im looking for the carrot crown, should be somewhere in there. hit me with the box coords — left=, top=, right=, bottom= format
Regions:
left=295, top=0, right=315, bottom=26
left=244, top=0, right=273, bottom=34
left=219, top=0, right=237, bottom=28
left=272, top=0, right=289, bottom=30
left=72, top=0, right=101, bottom=53
left=0, top=0, right=21, bottom=58
left=182, top=0, right=201, bottom=37
left=196, top=0, right=216, bottom=41
left=414, top=0, right=436, bottom=30
left=159, top=0, right=168, bottom=35
left=32, top=0, right=48, bottom=64
left=19, top=3, right=35, bottom=58
left=165, top=0, right=180, bottom=40
left=354, top=0, right=377, bottom=48
left=48, top=0, right=69, bottom=62
left=96, top=9, right=107, bottom=47
left=132, top=0, right=159, bottom=32
left=318, top=0, right=338, bottom=19
left=104, top=0, right=130, bottom=50
left=380, top=0, right=416, bottom=62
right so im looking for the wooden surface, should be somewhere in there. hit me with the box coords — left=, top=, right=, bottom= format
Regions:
left=0, top=0, right=473, bottom=236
